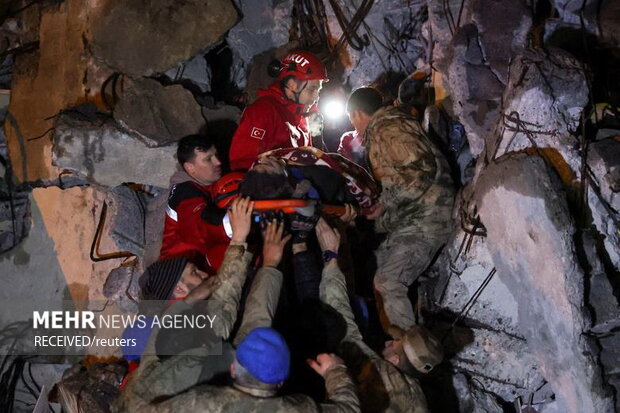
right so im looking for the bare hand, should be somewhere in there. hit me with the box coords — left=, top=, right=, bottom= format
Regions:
left=262, top=220, right=292, bottom=268
left=339, top=204, right=358, bottom=224
left=307, top=353, right=346, bottom=377
left=365, top=202, right=385, bottom=220
left=315, top=218, right=340, bottom=253
left=229, top=197, right=254, bottom=243
left=183, top=276, right=220, bottom=304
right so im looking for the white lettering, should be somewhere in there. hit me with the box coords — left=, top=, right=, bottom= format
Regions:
left=33, top=311, right=48, bottom=329
left=82, top=312, right=95, bottom=329
left=51, top=311, right=63, bottom=329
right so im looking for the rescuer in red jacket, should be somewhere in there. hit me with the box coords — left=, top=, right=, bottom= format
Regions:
left=159, top=134, right=234, bottom=275
left=229, top=50, right=329, bottom=171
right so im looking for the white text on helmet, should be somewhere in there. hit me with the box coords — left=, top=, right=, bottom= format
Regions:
left=288, top=54, right=310, bottom=68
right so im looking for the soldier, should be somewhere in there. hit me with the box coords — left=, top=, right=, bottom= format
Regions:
left=346, top=87, right=455, bottom=333
left=115, top=212, right=359, bottom=412
left=315, top=218, right=443, bottom=412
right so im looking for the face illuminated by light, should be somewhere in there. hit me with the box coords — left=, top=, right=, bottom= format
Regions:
left=183, top=146, right=222, bottom=186
left=172, top=262, right=209, bottom=299
left=286, top=79, right=323, bottom=107
left=347, top=109, right=371, bottom=136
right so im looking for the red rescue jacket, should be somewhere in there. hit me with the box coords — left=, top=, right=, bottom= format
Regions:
left=159, top=181, right=231, bottom=275
left=229, top=83, right=313, bottom=170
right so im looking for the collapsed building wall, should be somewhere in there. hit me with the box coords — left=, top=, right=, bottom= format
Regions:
left=0, top=0, right=618, bottom=411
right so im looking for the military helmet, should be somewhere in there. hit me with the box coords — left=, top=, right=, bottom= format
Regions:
left=401, top=325, right=444, bottom=373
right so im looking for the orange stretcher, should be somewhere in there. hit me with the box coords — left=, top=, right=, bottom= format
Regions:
left=252, top=199, right=370, bottom=216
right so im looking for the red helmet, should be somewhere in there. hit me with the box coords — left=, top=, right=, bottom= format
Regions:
left=277, top=50, right=329, bottom=82
left=212, top=172, right=245, bottom=209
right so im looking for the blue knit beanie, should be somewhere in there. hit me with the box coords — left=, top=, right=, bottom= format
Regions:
left=236, top=327, right=290, bottom=384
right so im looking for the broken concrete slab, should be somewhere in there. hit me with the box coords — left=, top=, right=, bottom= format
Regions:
left=475, top=154, right=614, bottom=413
left=588, top=137, right=620, bottom=211
left=227, top=0, right=292, bottom=88
left=551, top=0, right=601, bottom=33
left=52, top=109, right=178, bottom=188
left=113, top=78, right=206, bottom=147
left=163, top=53, right=211, bottom=94
left=426, top=0, right=474, bottom=73
left=89, top=0, right=238, bottom=76
left=442, top=324, right=545, bottom=402
left=331, top=0, right=427, bottom=86
left=106, top=185, right=149, bottom=256
left=452, top=373, right=504, bottom=413
left=493, top=49, right=588, bottom=176
left=470, top=0, right=531, bottom=85
left=103, top=263, right=139, bottom=313
left=447, top=24, right=504, bottom=156
left=427, top=228, right=520, bottom=337
left=0, top=190, right=30, bottom=254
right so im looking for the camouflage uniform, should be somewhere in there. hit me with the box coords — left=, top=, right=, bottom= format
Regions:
left=365, top=106, right=455, bottom=330
left=320, top=261, right=429, bottom=413
left=114, top=243, right=252, bottom=411
left=114, top=244, right=360, bottom=412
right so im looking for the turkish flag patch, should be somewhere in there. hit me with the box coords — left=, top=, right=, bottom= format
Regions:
left=250, top=127, right=266, bottom=140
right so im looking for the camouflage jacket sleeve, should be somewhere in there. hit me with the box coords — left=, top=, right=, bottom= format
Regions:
left=319, top=262, right=379, bottom=361
left=320, top=364, right=361, bottom=413
left=205, top=242, right=253, bottom=339
left=126, top=300, right=199, bottom=404
left=365, top=107, right=444, bottom=232
left=124, top=243, right=251, bottom=405
left=233, top=266, right=283, bottom=346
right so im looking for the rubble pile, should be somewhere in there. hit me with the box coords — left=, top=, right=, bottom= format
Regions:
left=0, top=0, right=617, bottom=412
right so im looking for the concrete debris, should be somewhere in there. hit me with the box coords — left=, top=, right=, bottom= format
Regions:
left=588, top=137, right=620, bottom=211
left=0, top=190, right=30, bottom=254
left=442, top=324, right=544, bottom=402
left=227, top=0, right=293, bottom=89
left=426, top=228, right=520, bottom=337
left=493, top=49, right=588, bottom=176
left=89, top=0, right=238, bottom=76
left=551, top=0, right=601, bottom=34
left=599, top=0, right=620, bottom=46
left=58, top=361, right=126, bottom=412
left=476, top=154, right=614, bottom=413
left=446, top=24, right=505, bottom=157
left=585, top=137, right=620, bottom=272
left=327, top=0, right=427, bottom=86
left=102, top=263, right=140, bottom=313
left=581, top=230, right=620, bottom=335
left=600, top=333, right=620, bottom=411
left=106, top=185, right=150, bottom=256
left=163, top=53, right=212, bottom=93
left=0, top=55, right=12, bottom=89
left=470, top=0, right=531, bottom=86
left=241, top=43, right=298, bottom=102
left=113, top=78, right=206, bottom=147
left=52, top=108, right=178, bottom=188
left=451, top=373, right=504, bottom=413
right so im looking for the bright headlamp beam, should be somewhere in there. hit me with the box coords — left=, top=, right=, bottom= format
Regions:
left=323, top=99, right=345, bottom=120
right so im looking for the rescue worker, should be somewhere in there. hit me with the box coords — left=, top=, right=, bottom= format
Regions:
left=315, top=218, right=443, bottom=412
left=115, top=214, right=360, bottom=412
left=337, top=88, right=382, bottom=171
left=229, top=50, right=329, bottom=170
left=346, top=87, right=455, bottom=333
left=159, top=134, right=232, bottom=274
